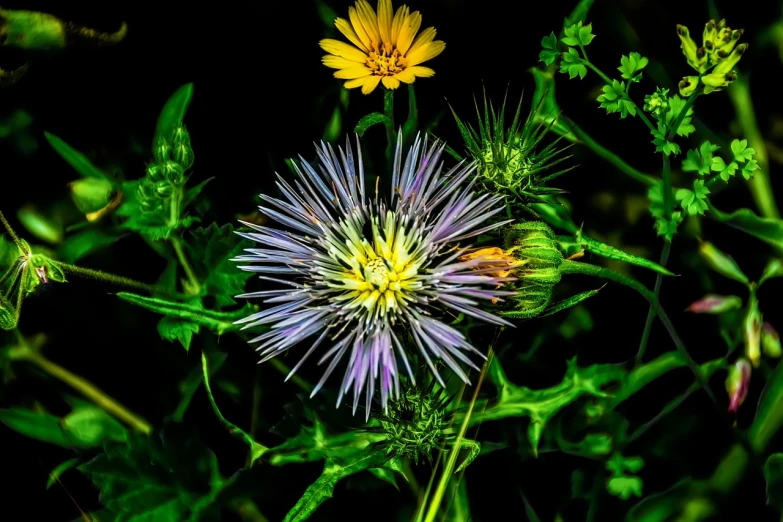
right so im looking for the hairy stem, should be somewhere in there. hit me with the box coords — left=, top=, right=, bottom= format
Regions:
left=171, top=235, right=200, bottom=294
left=54, top=261, right=156, bottom=293
left=10, top=330, right=152, bottom=434
left=0, top=209, right=24, bottom=250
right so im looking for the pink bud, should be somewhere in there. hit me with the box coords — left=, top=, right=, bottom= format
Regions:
left=726, top=358, right=751, bottom=414
left=685, top=294, right=742, bottom=314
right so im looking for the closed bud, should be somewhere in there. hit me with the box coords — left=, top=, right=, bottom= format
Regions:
left=171, top=126, right=191, bottom=147
left=69, top=177, right=114, bottom=215
left=155, top=180, right=173, bottom=198
left=161, top=160, right=185, bottom=185
left=744, top=296, right=763, bottom=367
left=762, top=322, right=782, bottom=358
left=146, top=164, right=165, bottom=182
left=0, top=305, right=16, bottom=330
left=725, top=358, right=751, bottom=414
left=697, top=239, right=749, bottom=285
left=685, top=294, right=742, bottom=314
left=154, top=139, right=172, bottom=163
left=172, top=142, right=194, bottom=170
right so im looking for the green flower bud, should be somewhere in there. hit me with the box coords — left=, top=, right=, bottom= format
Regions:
left=762, top=323, right=782, bottom=359
left=146, top=164, right=165, bottom=182
left=171, top=126, right=191, bottom=147
left=726, top=358, right=751, bottom=413
left=154, top=139, right=172, bottom=163
left=136, top=179, right=160, bottom=211
left=155, top=180, right=173, bottom=198
left=161, top=160, right=185, bottom=185
left=643, top=88, right=670, bottom=119
left=685, top=294, right=742, bottom=314
left=697, top=240, right=749, bottom=285
left=744, top=296, right=763, bottom=367
left=69, top=177, right=114, bottom=215
left=172, top=142, right=194, bottom=170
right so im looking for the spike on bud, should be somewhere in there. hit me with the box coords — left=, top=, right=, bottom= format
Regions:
left=697, top=239, right=749, bottom=285
left=744, top=296, right=763, bottom=367
left=726, top=358, right=751, bottom=414
left=762, top=323, right=782, bottom=358
left=685, top=294, right=742, bottom=314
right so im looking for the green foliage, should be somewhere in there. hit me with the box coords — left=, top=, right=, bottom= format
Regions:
left=597, top=80, right=636, bottom=118
left=559, top=48, right=587, bottom=79
left=765, top=453, right=783, bottom=511
left=187, top=223, right=253, bottom=307
left=606, top=452, right=645, bottom=500
left=354, top=112, right=390, bottom=137
left=682, top=141, right=719, bottom=176
left=561, top=21, right=595, bottom=47
left=675, top=179, right=710, bottom=216
left=154, top=83, right=194, bottom=150
left=539, top=32, right=559, bottom=65
left=618, top=52, right=648, bottom=82
left=648, top=181, right=683, bottom=240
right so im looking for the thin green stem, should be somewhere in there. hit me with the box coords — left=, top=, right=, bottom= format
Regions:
left=10, top=330, right=152, bottom=434
left=383, top=88, right=395, bottom=162
left=635, top=241, right=671, bottom=365
left=54, top=261, right=156, bottom=293
left=0, top=209, right=24, bottom=250
left=559, top=259, right=717, bottom=405
left=661, top=154, right=674, bottom=222
left=171, top=236, right=200, bottom=294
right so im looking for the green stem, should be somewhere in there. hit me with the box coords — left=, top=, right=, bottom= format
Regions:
left=10, top=330, right=152, bottom=434
left=661, top=154, right=674, bottom=222
left=559, top=259, right=717, bottom=405
left=0, top=209, right=24, bottom=251
left=635, top=242, right=671, bottom=365
left=53, top=261, right=156, bottom=293
left=383, top=88, right=395, bottom=162
left=171, top=235, right=200, bottom=294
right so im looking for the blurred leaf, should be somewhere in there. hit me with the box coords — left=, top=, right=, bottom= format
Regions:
left=154, top=83, right=194, bottom=148
left=709, top=204, right=783, bottom=251
left=61, top=401, right=128, bottom=447
left=355, top=112, right=390, bottom=137
left=765, top=453, right=783, bottom=511
left=607, top=475, right=643, bottom=500
left=522, top=494, right=542, bottom=522
left=183, top=177, right=214, bottom=210
left=46, top=458, right=79, bottom=490
left=187, top=223, right=253, bottom=307
left=17, top=205, right=62, bottom=244
left=44, top=132, right=112, bottom=181
left=58, top=228, right=120, bottom=263
left=0, top=408, right=78, bottom=448
left=158, top=316, right=200, bottom=351
left=78, top=422, right=219, bottom=521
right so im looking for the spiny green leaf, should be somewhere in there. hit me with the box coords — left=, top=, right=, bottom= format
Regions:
left=539, top=288, right=602, bottom=317
left=158, top=316, right=200, bottom=351
left=354, top=112, right=390, bottom=137
left=188, top=223, right=253, bottom=307
left=154, top=83, right=194, bottom=149
left=578, top=234, right=675, bottom=275
left=539, top=32, right=559, bottom=65
left=44, top=132, right=112, bottom=181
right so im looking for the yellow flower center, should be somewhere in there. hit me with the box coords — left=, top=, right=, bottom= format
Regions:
left=367, top=43, right=407, bottom=77
left=325, top=210, right=424, bottom=324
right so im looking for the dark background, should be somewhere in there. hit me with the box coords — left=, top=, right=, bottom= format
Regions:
left=1, top=0, right=781, bottom=520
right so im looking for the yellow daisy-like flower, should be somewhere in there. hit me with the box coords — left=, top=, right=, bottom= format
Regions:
left=319, top=0, right=445, bottom=95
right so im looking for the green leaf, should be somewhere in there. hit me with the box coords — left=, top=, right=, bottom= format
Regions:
left=158, top=316, right=200, bottom=351
left=708, top=204, right=783, bottom=251
left=154, top=83, right=194, bottom=148
left=618, top=52, right=648, bottom=82
left=183, top=177, right=214, bottom=209
left=559, top=48, right=587, bottom=79
left=675, top=179, right=710, bottom=216
left=58, top=228, right=120, bottom=263
left=741, top=159, right=759, bottom=180
left=78, top=423, right=219, bottom=521
left=354, top=112, right=391, bottom=137
left=607, top=475, right=643, bottom=500
left=0, top=408, right=79, bottom=448
left=664, top=95, right=695, bottom=137
left=647, top=180, right=683, bottom=240
left=597, top=80, right=636, bottom=118
left=17, top=206, right=63, bottom=244
left=539, top=32, right=559, bottom=65
left=579, top=234, right=676, bottom=275
left=765, top=453, right=783, bottom=511
left=61, top=400, right=128, bottom=447
left=116, top=292, right=255, bottom=334
left=188, top=223, right=254, bottom=307
left=44, top=132, right=112, bottom=181
left=46, top=458, right=80, bottom=490
left=730, top=138, right=755, bottom=162
left=682, top=141, right=719, bottom=176
left=539, top=288, right=602, bottom=317
left=651, top=124, right=680, bottom=157
left=710, top=156, right=738, bottom=181
left=562, top=21, right=595, bottom=46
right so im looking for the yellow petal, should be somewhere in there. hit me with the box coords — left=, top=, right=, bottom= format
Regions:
left=408, top=27, right=436, bottom=55
left=396, top=11, right=421, bottom=55
left=377, top=0, right=393, bottom=49
left=361, top=75, right=382, bottom=94
left=390, top=5, right=409, bottom=45
left=381, top=75, right=400, bottom=89
left=335, top=67, right=373, bottom=79
left=406, top=40, right=445, bottom=67
left=335, top=17, right=369, bottom=52
left=344, top=78, right=366, bottom=89
left=323, top=55, right=366, bottom=70
left=348, top=6, right=372, bottom=50
left=394, top=66, right=434, bottom=84
left=320, top=39, right=368, bottom=62
left=356, top=0, right=381, bottom=44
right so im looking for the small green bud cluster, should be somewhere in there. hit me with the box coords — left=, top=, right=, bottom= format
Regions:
left=137, top=126, right=194, bottom=212
left=503, top=221, right=564, bottom=318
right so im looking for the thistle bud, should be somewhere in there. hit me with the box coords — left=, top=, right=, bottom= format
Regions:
left=69, top=177, right=114, bottom=215
left=154, top=139, right=172, bottom=163
left=146, top=164, right=165, bottom=182
left=136, top=179, right=159, bottom=211
left=744, top=296, right=763, bottom=367
left=697, top=240, right=749, bottom=285
left=725, top=358, right=751, bottom=414
left=762, top=322, right=782, bottom=358
left=685, top=294, right=742, bottom=314
left=171, top=142, right=194, bottom=170
left=155, top=180, right=173, bottom=198
left=160, top=160, right=185, bottom=185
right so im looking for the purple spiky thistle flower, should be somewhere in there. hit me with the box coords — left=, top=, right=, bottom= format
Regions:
left=233, top=132, right=515, bottom=417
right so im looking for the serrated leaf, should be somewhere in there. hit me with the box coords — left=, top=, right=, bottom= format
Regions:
left=651, top=124, right=680, bottom=157
left=562, top=21, right=595, bottom=46
left=682, top=141, right=719, bottom=176
left=664, top=95, right=694, bottom=137
left=188, top=223, right=253, bottom=307
left=675, top=179, right=710, bottom=216
left=154, top=83, right=194, bottom=148
left=597, top=80, right=636, bottom=118
left=158, top=316, right=200, bottom=351
left=580, top=235, right=675, bottom=275
left=539, top=32, right=559, bottom=65
left=44, top=132, right=112, bottom=181
left=354, top=112, right=390, bottom=137
left=711, top=156, right=738, bottom=181
left=741, top=159, right=759, bottom=180
left=78, top=423, right=218, bottom=521
left=539, top=288, right=601, bottom=317
left=618, top=52, right=648, bottom=82
left=559, top=48, right=587, bottom=79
